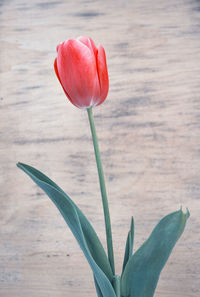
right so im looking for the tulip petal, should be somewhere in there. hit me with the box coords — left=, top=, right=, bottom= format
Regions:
left=54, top=58, right=74, bottom=105
left=78, top=36, right=98, bottom=57
left=76, top=37, right=101, bottom=106
left=57, top=39, right=100, bottom=108
left=96, top=45, right=109, bottom=105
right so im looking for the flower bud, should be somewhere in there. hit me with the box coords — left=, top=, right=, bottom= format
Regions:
left=54, top=36, right=109, bottom=109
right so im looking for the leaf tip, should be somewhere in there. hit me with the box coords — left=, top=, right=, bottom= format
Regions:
left=179, top=206, right=190, bottom=219
left=17, top=162, right=23, bottom=168
left=17, top=162, right=29, bottom=172
left=185, top=207, right=190, bottom=219
left=130, top=217, right=134, bottom=235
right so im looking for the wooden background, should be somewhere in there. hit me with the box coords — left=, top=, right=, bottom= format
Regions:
left=0, top=0, right=200, bottom=296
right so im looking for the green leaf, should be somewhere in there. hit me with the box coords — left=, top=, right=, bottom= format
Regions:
left=122, top=217, right=134, bottom=273
left=94, top=276, right=104, bottom=297
left=17, top=162, right=116, bottom=297
left=121, top=209, right=189, bottom=297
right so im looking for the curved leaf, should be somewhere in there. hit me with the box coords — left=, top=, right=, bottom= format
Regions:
left=122, top=217, right=134, bottom=273
left=121, top=209, right=189, bottom=297
left=17, top=162, right=116, bottom=297
left=94, top=276, right=104, bottom=297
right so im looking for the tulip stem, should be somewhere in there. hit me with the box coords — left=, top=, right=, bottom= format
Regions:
left=113, top=275, right=121, bottom=297
left=87, top=107, right=115, bottom=275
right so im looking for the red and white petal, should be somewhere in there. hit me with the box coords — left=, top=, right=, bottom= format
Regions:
left=54, top=58, right=76, bottom=105
left=96, top=45, right=109, bottom=105
left=77, top=36, right=98, bottom=57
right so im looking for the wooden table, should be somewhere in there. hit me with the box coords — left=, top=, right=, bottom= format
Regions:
left=0, top=0, right=200, bottom=296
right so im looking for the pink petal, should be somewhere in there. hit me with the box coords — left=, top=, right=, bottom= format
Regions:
left=96, top=45, right=109, bottom=105
left=54, top=58, right=74, bottom=105
left=77, top=36, right=98, bottom=57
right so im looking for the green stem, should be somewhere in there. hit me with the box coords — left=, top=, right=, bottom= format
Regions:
left=87, top=107, right=115, bottom=275
left=113, top=275, right=121, bottom=297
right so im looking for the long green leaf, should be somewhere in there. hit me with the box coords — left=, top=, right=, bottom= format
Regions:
left=94, top=276, right=104, bottom=297
left=17, top=162, right=116, bottom=297
left=121, top=209, right=189, bottom=297
left=122, top=217, right=134, bottom=273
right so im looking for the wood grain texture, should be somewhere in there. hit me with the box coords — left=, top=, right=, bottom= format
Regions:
left=0, top=0, right=200, bottom=296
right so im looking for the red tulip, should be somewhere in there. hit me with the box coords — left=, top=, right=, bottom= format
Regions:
left=54, top=36, right=109, bottom=109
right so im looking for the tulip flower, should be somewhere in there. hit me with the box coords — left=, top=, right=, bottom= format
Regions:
left=55, top=37, right=115, bottom=275
left=54, top=36, right=109, bottom=108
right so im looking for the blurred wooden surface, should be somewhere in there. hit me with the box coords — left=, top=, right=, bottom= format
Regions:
left=0, top=0, right=200, bottom=296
